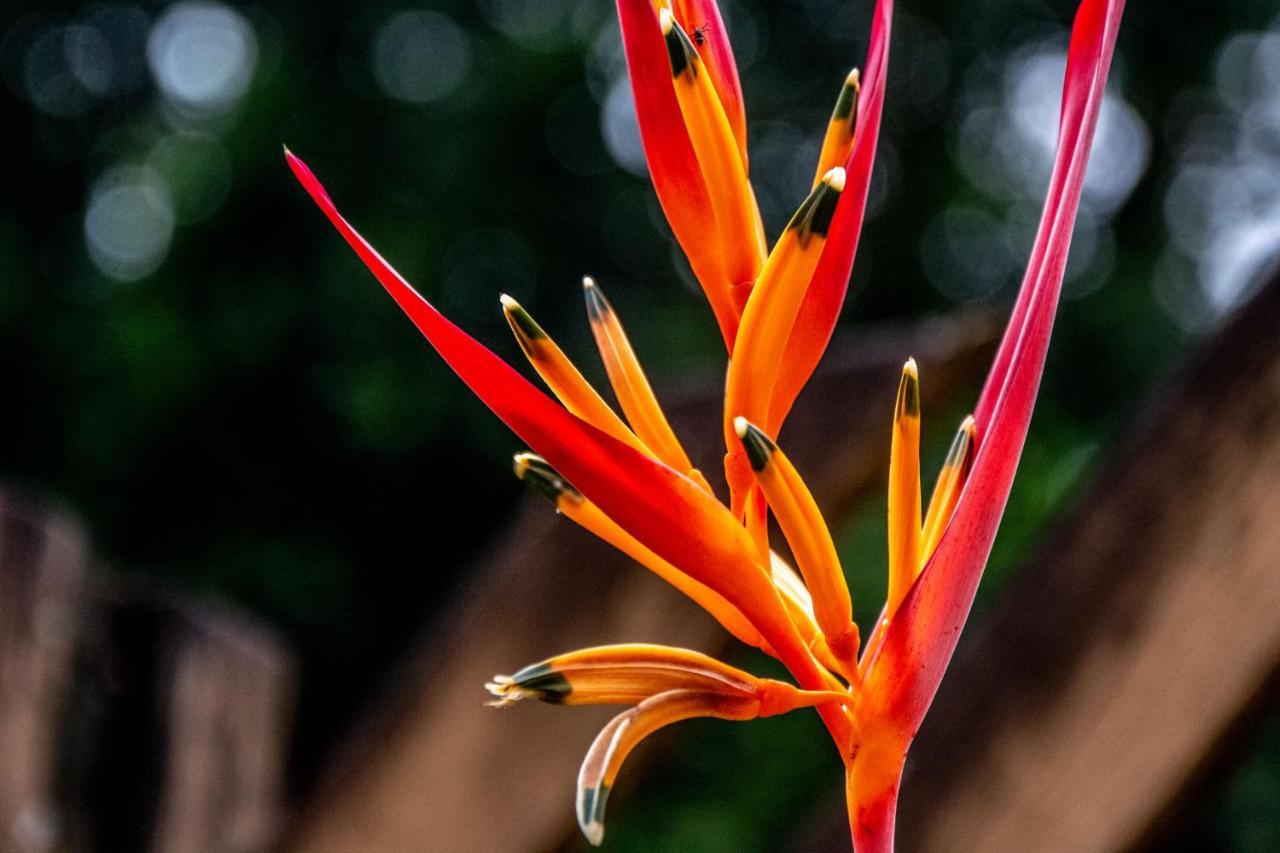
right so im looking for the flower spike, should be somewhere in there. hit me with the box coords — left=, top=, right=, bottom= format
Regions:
left=289, top=0, right=1127, bottom=846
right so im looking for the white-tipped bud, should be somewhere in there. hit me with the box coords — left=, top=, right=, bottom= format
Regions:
left=658, top=6, right=674, bottom=34
left=823, top=166, right=847, bottom=193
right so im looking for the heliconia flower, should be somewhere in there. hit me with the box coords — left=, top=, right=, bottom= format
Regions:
left=286, top=0, right=1125, bottom=847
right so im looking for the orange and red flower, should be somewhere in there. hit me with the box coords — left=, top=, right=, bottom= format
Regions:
left=286, top=0, right=1125, bottom=848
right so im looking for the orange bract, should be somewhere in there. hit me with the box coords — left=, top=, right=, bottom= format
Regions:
left=286, top=0, right=1126, bottom=848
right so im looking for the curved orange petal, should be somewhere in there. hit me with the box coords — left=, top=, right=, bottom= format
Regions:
left=575, top=684, right=844, bottom=845
left=486, top=643, right=845, bottom=709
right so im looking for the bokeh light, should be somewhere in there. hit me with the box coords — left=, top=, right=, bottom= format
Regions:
left=83, top=166, right=175, bottom=283
left=146, top=1, right=256, bottom=116
left=601, top=76, right=646, bottom=177
left=371, top=10, right=471, bottom=104
left=20, top=21, right=95, bottom=117
left=546, top=84, right=614, bottom=176
left=67, top=4, right=151, bottom=97
left=1159, top=22, right=1280, bottom=324
left=933, top=40, right=1148, bottom=304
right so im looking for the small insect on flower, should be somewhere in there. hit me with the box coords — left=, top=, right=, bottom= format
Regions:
left=287, top=0, right=1126, bottom=848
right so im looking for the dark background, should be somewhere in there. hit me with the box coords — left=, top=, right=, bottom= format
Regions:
left=2, top=0, right=1278, bottom=848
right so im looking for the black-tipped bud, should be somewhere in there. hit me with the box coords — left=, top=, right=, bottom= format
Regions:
left=485, top=662, right=573, bottom=708
left=787, top=167, right=845, bottom=244
left=953, top=414, right=977, bottom=475
left=832, top=68, right=861, bottom=125
left=513, top=452, right=582, bottom=505
left=733, top=417, right=776, bottom=472
left=509, top=662, right=572, bottom=702
left=659, top=8, right=698, bottom=80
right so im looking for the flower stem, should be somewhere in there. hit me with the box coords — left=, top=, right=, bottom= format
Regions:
left=845, top=734, right=904, bottom=853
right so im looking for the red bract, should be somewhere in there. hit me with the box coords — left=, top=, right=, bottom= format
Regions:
left=287, top=0, right=1125, bottom=847
left=855, top=2, right=1125, bottom=848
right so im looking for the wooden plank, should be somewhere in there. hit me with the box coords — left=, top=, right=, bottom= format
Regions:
left=286, top=316, right=998, bottom=853
left=66, top=589, right=295, bottom=853
left=0, top=492, right=295, bottom=852
left=147, top=601, right=295, bottom=853
left=792, top=273, right=1280, bottom=852
left=0, top=497, right=86, bottom=853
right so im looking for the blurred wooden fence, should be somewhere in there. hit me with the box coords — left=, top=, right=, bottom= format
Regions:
left=0, top=496, right=294, bottom=853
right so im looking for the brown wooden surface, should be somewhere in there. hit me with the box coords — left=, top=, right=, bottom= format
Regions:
left=0, top=497, right=86, bottom=853
left=0, top=491, right=295, bottom=853
left=62, top=585, right=296, bottom=853
left=285, top=315, right=998, bottom=853
left=147, top=601, right=295, bottom=853
left=792, top=275, right=1280, bottom=853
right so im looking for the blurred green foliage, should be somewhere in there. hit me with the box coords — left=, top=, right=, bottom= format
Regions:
left=2, top=0, right=1279, bottom=845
